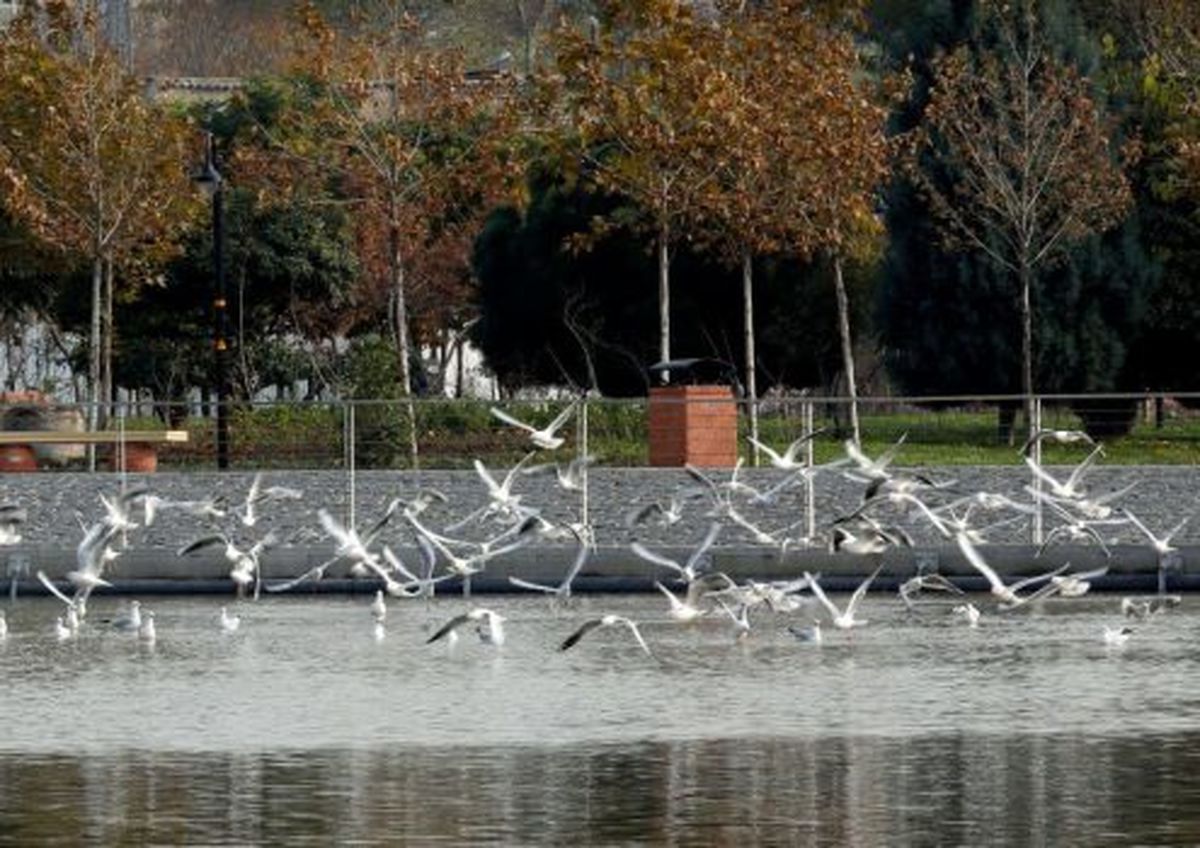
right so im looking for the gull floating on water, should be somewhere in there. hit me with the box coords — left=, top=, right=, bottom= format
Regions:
left=1103, top=625, right=1132, bottom=647
left=370, top=590, right=387, bottom=622
left=109, top=600, right=142, bottom=633
left=220, top=606, right=241, bottom=633
left=951, top=603, right=981, bottom=627
left=0, top=609, right=6, bottom=640
left=787, top=621, right=822, bottom=644
left=139, top=611, right=157, bottom=642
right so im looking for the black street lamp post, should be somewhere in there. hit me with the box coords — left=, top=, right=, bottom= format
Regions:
left=193, top=133, right=230, bottom=470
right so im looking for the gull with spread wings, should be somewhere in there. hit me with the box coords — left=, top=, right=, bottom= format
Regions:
left=630, top=522, right=722, bottom=584
left=508, top=528, right=590, bottom=602
left=746, top=428, right=825, bottom=471
left=957, top=532, right=1070, bottom=609
left=490, top=400, right=578, bottom=450
left=559, top=614, right=653, bottom=656
left=804, top=567, right=882, bottom=630
left=426, top=607, right=506, bottom=646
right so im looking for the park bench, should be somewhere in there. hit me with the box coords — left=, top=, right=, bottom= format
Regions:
left=0, top=429, right=189, bottom=472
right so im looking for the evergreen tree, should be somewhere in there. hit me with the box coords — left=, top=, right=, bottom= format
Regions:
left=471, top=171, right=856, bottom=397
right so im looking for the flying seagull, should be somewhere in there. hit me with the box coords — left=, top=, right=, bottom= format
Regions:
left=490, top=400, right=578, bottom=450
left=559, top=614, right=653, bottom=656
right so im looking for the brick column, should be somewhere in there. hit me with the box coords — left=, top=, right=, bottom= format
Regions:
left=647, top=385, right=738, bottom=467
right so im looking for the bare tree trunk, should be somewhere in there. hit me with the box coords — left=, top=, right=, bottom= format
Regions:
left=742, top=249, right=758, bottom=464
left=657, top=218, right=670, bottom=381
left=514, top=0, right=536, bottom=76
left=101, top=255, right=113, bottom=430
left=238, top=270, right=252, bottom=399
left=88, top=254, right=102, bottom=469
left=833, top=256, right=860, bottom=447
left=1020, top=260, right=1035, bottom=445
left=455, top=332, right=465, bottom=399
left=389, top=211, right=419, bottom=468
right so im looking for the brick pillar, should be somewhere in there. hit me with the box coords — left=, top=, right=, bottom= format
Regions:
left=107, top=442, right=158, bottom=473
left=647, top=385, right=738, bottom=467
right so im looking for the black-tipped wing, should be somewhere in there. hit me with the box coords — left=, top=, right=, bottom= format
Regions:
left=264, top=555, right=339, bottom=593
left=177, top=535, right=227, bottom=557
left=627, top=502, right=664, bottom=527
left=427, top=613, right=472, bottom=644
left=559, top=618, right=605, bottom=651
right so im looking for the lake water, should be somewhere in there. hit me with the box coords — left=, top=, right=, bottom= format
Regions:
left=2, top=592, right=1200, bottom=845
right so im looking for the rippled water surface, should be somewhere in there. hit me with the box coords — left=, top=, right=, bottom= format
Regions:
left=3, top=592, right=1200, bottom=844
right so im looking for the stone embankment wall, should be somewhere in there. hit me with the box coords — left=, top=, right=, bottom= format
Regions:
left=0, top=465, right=1195, bottom=589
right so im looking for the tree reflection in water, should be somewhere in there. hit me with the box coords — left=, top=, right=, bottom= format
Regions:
left=2, top=733, right=1199, bottom=844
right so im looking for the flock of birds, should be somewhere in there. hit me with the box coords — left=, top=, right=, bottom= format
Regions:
left=0, top=404, right=1191, bottom=657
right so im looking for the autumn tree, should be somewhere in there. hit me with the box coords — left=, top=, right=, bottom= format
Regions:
left=913, top=0, right=1132, bottom=443
left=547, top=0, right=739, bottom=376
left=277, top=1, right=520, bottom=464
left=0, top=3, right=198, bottom=441
left=699, top=3, right=888, bottom=448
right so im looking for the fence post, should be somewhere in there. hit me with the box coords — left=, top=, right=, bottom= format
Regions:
left=748, top=391, right=759, bottom=468
left=117, top=400, right=127, bottom=493
left=347, top=401, right=357, bottom=529
left=580, top=396, right=590, bottom=541
left=87, top=399, right=96, bottom=473
left=803, top=397, right=815, bottom=542
left=1032, top=395, right=1043, bottom=546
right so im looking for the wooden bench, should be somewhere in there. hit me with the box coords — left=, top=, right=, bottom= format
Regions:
left=0, top=430, right=189, bottom=472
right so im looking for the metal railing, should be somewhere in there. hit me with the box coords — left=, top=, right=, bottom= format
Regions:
left=0, top=392, right=1197, bottom=473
